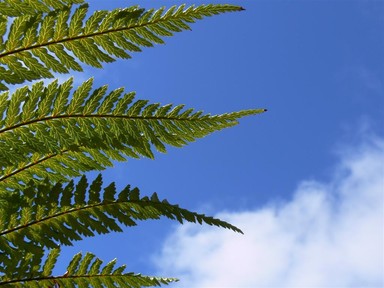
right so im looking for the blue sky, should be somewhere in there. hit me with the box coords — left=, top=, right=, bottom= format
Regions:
left=56, top=1, right=383, bottom=287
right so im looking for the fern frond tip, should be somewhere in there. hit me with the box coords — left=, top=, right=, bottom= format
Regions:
left=227, top=108, right=268, bottom=119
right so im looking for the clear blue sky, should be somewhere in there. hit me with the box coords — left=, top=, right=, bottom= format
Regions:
left=56, top=1, right=383, bottom=286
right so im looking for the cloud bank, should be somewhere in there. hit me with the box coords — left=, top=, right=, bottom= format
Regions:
left=153, top=137, right=383, bottom=287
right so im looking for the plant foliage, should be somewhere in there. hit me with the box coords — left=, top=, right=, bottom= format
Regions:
left=0, top=1, right=266, bottom=287
left=0, top=3, right=243, bottom=90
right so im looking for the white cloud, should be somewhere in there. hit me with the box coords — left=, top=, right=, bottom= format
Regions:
left=152, top=137, right=384, bottom=288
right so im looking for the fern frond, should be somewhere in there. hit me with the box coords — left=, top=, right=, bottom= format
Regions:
left=0, top=243, right=45, bottom=283
left=0, top=249, right=178, bottom=287
left=0, top=174, right=242, bottom=255
left=0, top=4, right=243, bottom=90
left=0, top=0, right=85, bottom=17
left=0, top=78, right=266, bottom=190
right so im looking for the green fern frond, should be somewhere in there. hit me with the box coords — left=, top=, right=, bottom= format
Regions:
left=0, top=2, right=260, bottom=287
left=0, top=78, right=266, bottom=190
left=0, top=174, right=242, bottom=255
left=0, top=4, right=243, bottom=90
left=0, top=0, right=85, bottom=17
left=0, top=244, right=45, bottom=284
left=0, top=249, right=178, bottom=287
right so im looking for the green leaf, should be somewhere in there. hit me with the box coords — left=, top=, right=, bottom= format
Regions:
left=42, top=248, right=60, bottom=276
left=0, top=0, right=85, bottom=17
left=0, top=174, right=243, bottom=256
left=0, top=4, right=244, bottom=90
left=0, top=79, right=266, bottom=190
left=0, top=3, right=262, bottom=287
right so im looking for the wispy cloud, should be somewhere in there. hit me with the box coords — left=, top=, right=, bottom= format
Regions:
left=335, top=65, right=383, bottom=96
left=152, top=136, right=384, bottom=287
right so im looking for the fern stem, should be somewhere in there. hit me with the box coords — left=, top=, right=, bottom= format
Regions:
left=0, top=194, right=179, bottom=237
left=0, top=113, right=224, bottom=134
left=0, top=151, right=62, bottom=183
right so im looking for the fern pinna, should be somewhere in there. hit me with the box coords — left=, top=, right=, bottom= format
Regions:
left=0, top=1, right=266, bottom=287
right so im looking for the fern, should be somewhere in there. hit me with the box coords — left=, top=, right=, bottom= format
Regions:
left=0, top=174, right=242, bottom=252
left=0, top=174, right=240, bottom=286
left=0, top=3, right=243, bottom=90
left=0, top=0, right=85, bottom=17
left=0, top=1, right=264, bottom=287
left=0, top=77, right=266, bottom=190
left=1, top=248, right=178, bottom=287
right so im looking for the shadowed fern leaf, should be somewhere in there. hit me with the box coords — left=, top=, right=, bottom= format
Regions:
left=0, top=174, right=242, bottom=252
left=0, top=174, right=240, bottom=286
